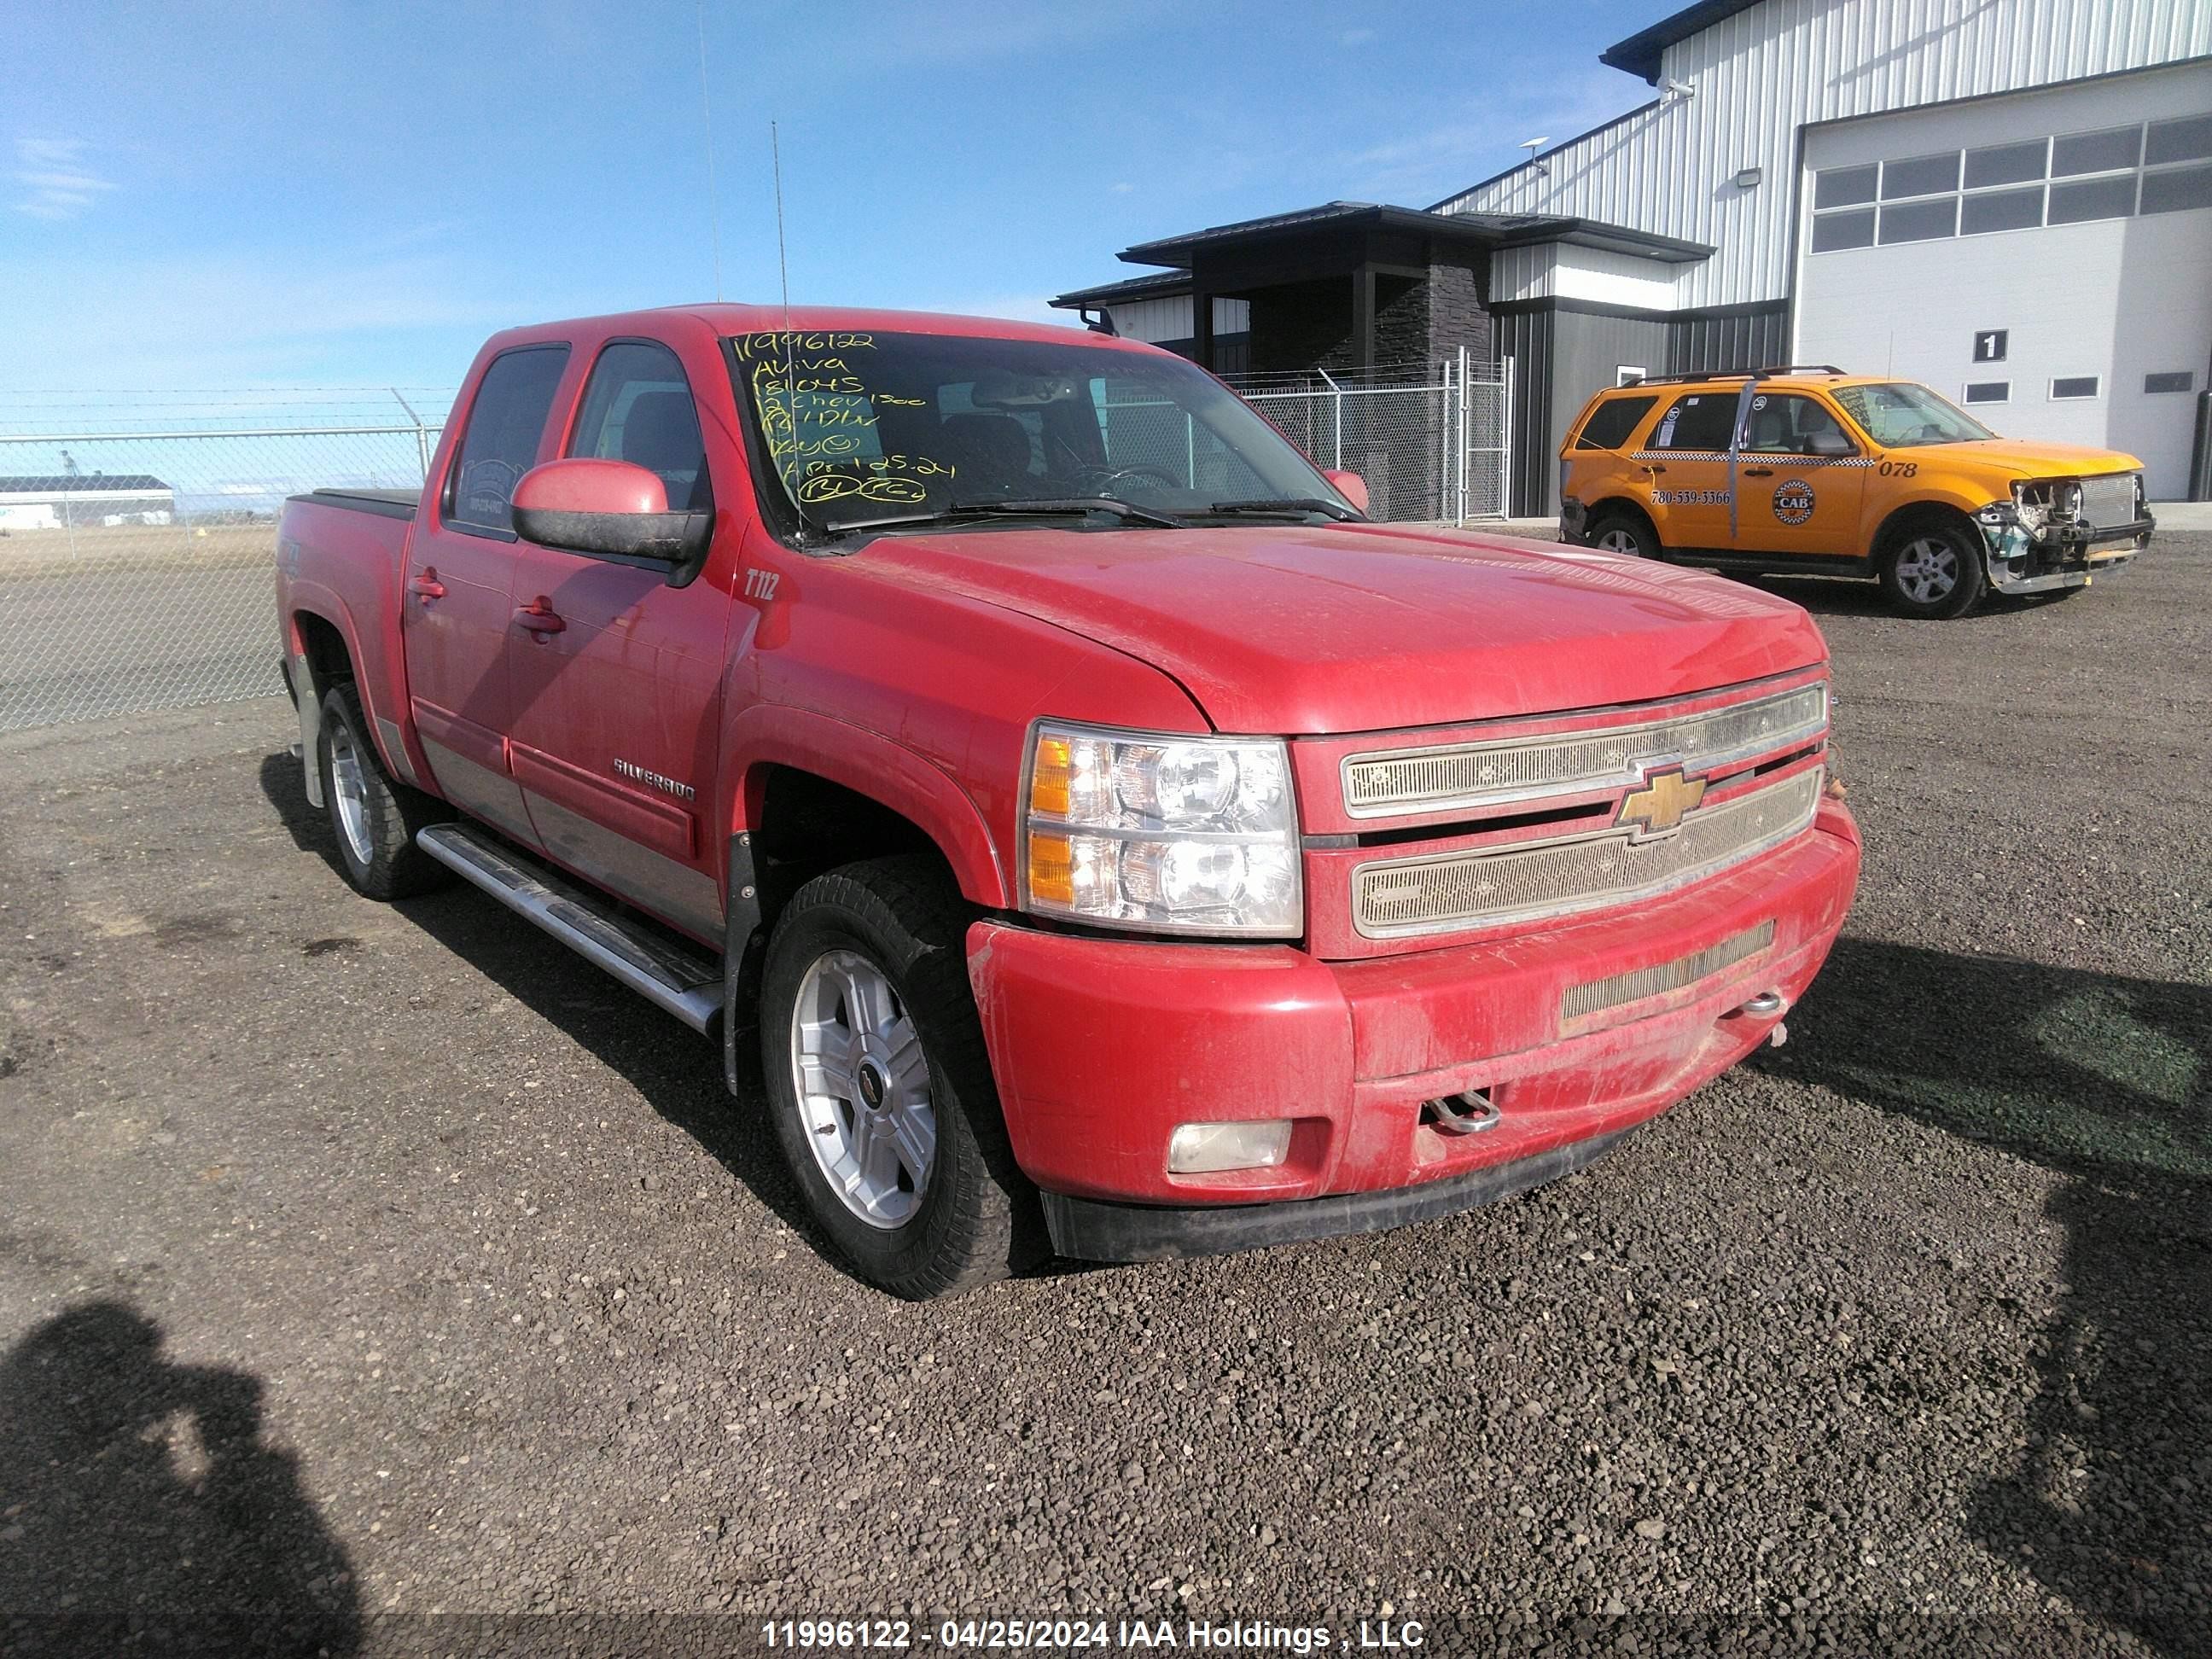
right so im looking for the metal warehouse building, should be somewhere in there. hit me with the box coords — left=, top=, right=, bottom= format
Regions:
left=1054, top=0, right=2212, bottom=514
left=0, top=474, right=176, bottom=532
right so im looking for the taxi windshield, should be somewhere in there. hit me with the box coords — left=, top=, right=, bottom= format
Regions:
left=726, top=329, right=1349, bottom=533
left=1830, top=381, right=1996, bottom=448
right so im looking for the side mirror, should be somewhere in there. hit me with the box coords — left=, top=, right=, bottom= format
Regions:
left=1807, top=428, right=1854, bottom=457
left=511, top=458, right=712, bottom=579
left=1323, top=469, right=1370, bottom=513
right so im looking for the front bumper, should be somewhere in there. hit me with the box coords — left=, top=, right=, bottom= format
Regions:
left=1975, top=504, right=2154, bottom=594
left=966, top=799, right=1860, bottom=1260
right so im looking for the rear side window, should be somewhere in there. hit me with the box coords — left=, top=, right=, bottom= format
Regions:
left=448, top=346, right=571, bottom=534
left=569, top=341, right=713, bottom=512
left=1647, top=393, right=1739, bottom=453
left=1575, top=394, right=1657, bottom=451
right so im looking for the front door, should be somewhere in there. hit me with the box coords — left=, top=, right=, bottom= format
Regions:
left=403, top=343, right=572, bottom=841
left=1637, top=388, right=1742, bottom=552
left=504, top=339, right=734, bottom=945
left=1728, top=392, right=1870, bottom=561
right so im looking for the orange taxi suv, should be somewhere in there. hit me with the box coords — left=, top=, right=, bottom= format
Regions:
left=1557, top=367, right=2154, bottom=619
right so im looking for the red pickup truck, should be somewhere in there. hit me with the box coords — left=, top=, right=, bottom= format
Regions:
left=275, top=305, right=1859, bottom=1297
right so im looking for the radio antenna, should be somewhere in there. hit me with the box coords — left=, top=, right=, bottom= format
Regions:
left=695, top=0, right=722, bottom=300
left=771, top=119, right=796, bottom=439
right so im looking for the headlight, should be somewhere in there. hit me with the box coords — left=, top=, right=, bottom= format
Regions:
left=2010, top=480, right=2052, bottom=531
left=1021, top=720, right=1302, bottom=937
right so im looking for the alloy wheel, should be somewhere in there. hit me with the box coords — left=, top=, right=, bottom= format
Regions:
left=788, top=948, right=936, bottom=1228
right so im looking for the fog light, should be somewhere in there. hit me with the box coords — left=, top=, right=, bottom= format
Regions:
left=1167, top=1120, right=1292, bottom=1173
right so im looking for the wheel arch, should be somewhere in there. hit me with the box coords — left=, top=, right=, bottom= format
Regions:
left=1584, top=497, right=1659, bottom=542
left=1871, top=497, right=1983, bottom=562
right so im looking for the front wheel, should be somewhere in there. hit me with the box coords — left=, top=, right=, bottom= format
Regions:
left=1586, top=511, right=1660, bottom=560
left=760, top=857, right=1042, bottom=1298
left=1880, top=522, right=1986, bottom=620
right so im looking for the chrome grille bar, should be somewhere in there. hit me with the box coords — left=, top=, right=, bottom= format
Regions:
left=1352, top=769, right=1822, bottom=939
left=1341, top=682, right=1826, bottom=820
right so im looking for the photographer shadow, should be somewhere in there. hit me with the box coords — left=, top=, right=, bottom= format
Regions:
left=0, top=1301, right=359, bottom=1658
left=1761, top=936, right=2209, bottom=1654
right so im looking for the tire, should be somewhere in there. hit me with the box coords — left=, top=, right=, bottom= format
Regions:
left=1879, top=521, right=1986, bottom=620
left=315, top=682, right=454, bottom=900
left=760, top=856, right=1043, bottom=1299
left=1586, top=510, right=1660, bottom=560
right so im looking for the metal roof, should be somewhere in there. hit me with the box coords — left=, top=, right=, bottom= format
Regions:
left=0, top=474, right=172, bottom=493
left=1048, top=270, right=1196, bottom=308
left=1600, top=0, right=1766, bottom=83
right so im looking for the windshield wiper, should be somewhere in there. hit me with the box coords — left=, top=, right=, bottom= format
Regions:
left=819, top=496, right=1186, bottom=538
left=960, top=497, right=1187, bottom=528
left=1205, top=497, right=1361, bottom=522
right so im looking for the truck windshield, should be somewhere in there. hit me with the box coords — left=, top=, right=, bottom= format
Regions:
left=727, top=329, right=1351, bottom=533
left=1829, top=381, right=1996, bottom=448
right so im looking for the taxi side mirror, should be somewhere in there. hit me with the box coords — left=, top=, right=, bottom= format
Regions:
left=1807, top=429, right=1854, bottom=457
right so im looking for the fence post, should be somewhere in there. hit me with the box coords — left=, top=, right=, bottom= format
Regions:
left=1456, top=345, right=1470, bottom=523
left=392, top=388, right=431, bottom=483
left=1500, top=355, right=1516, bottom=520
left=1316, top=367, right=1342, bottom=469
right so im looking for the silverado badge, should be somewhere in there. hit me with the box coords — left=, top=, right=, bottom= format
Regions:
left=1618, top=767, right=1707, bottom=839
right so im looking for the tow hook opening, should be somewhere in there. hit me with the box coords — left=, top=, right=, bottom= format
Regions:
left=1730, top=989, right=1791, bottom=1048
left=1422, top=1089, right=1501, bottom=1137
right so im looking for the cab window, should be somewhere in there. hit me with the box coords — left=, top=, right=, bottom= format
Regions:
left=1738, top=394, right=1854, bottom=456
left=568, top=341, right=713, bottom=512
left=1575, top=394, right=1657, bottom=451
left=448, top=345, right=571, bottom=535
left=1646, top=393, right=1738, bottom=453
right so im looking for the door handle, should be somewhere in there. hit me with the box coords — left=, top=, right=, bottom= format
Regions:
left=515, top=599, right=566, bottom=636
left=409, top=569, right=446, bottom=601
left=1643, top=463, right=1668, bottom=475
left=1741, top=466, right=1775, bottom=477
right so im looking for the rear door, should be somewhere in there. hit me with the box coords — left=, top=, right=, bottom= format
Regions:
left=1728, top=391, right=1870, bottom=560
left=403, top=343, right=570, bottom=841
left=1637, top=390, right=1741, bottom=551
left=504, top=336, right=736, bottom=944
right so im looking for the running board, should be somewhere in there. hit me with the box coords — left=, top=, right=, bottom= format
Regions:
left=416, top=823, right=722, bottom=1035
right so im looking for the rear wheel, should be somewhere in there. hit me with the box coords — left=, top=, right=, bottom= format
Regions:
left=760, top=856, right=1043, bottom=1299
left=1880, top=522, right=1986, bottom=620
left=316, top=683, right=453, bottom=899
left=1586, top=511, right=1660, bottom=560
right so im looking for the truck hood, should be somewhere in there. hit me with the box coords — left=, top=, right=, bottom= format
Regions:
left=857, top=522, right=1827, bottom=735
left=1919, top=439, right=2146, bottom=480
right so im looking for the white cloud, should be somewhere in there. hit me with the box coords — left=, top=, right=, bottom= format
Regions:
left=13, top=137, right=116, bottom=220
left=1340, top=27, right=1377, bottom=46
left=1111, top=182, right=1135, bottom=194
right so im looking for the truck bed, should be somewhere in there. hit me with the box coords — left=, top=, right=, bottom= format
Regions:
left=290, top=486, right=419, bottom=521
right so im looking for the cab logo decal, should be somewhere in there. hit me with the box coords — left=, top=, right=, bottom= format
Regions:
left=1617, top=767, right=1708, bottom=839
left=1773, top=480, right=1816, bottom=526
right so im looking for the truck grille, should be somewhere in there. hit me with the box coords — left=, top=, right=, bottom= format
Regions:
left=1341, top=683, right=1826, bottom=819
left=2078, top=474, right=2138, bottom=530
left=1352, top=769, right=1822, bottom=938
left=1561, top=920, right=1775, bottom=1022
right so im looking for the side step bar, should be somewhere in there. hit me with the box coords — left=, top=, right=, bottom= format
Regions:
left=416, top=824, right=722, bottom=1035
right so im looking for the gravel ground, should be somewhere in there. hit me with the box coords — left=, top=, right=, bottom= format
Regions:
left=1, top=541, right=2206, bottom=1658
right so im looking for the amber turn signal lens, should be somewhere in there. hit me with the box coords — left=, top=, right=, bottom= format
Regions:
left=1027, top=830, right=1074, bottom=905
left=1030, top=736, right=1072, bottom=818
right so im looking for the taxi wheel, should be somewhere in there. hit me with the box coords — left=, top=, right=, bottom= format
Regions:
left=1880, top=522, right=1986, bottom=620
left=1586, top=512, right=1659, bottom=560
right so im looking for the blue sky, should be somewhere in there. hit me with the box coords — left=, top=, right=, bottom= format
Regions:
left=3, top=1, right=1657, bottom=403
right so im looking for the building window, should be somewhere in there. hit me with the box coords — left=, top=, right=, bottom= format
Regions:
left=1963, top=381, right=2010, bottom=405
left=1960, top=184, right=2044, bottom=235
left=1965, top=139, right=2048, bottom=189
left=1811, top=207, right=1876, bottom=250
left=1879, top=197, right=1958, bottom=242
left=1882, top=152, right=1960, bottom=198
left=1615, top=365, right=1648, bottom=387
left=2144, top=371, right=2195, bottom=394
left=1809, top=110, right=2212, bottom=253
left=2050, top=376, right=2101, bottom=400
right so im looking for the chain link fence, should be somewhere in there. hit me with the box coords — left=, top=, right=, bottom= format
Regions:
left=1, top=366, right=1511, bottom=734
left=0, top=396, right=450, bottom=732
left=1224, top=355, right=1511, bottom=522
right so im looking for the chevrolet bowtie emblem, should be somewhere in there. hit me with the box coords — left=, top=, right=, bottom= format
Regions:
left=1618, top=767, right=1706, bottom=838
